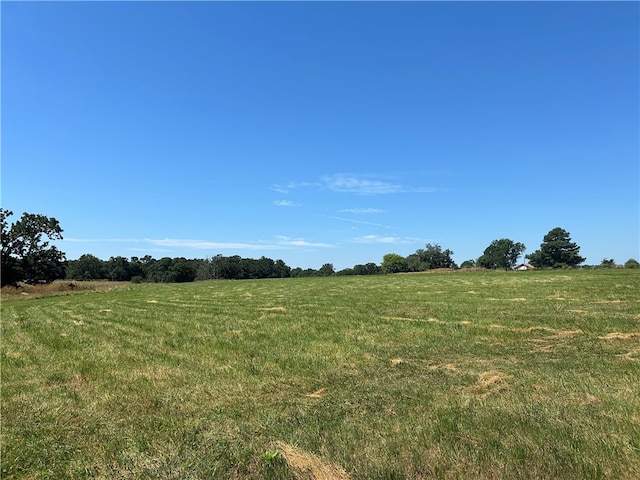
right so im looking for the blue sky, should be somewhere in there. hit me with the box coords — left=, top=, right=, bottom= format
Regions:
left=2, top=1, right=638, bottom=270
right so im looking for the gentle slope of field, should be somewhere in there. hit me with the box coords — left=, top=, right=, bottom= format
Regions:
left=2, top=269, right=639, bottom=479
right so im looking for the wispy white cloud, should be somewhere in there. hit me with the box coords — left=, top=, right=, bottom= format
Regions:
left=273, top=200, right=300, bottom=207
left=64, top=237, right=142, bottom=243
left=147, top=238, right=275, bottom=250
left=353, top=235, right=418, bottom=244
left=322, top=175, right=403, bottom=195
left=270, top=184, right=291, bottom=194
left=65, top=236, right=333, bottom=251
left=270, top=181, right=320, bottom=194
left=316, top=215, right=390, bottom=228
left=271, top=174, right=439, bottom=196
left=339, top=208, right=385, bottom=214
left=274, top=236, right=334, bottom=248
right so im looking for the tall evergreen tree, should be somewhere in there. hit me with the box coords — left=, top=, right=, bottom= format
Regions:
left=527, top=227, right=585, bottom=268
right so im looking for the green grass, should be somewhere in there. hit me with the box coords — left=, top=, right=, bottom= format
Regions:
left=2, top=269, right=639, bottom=479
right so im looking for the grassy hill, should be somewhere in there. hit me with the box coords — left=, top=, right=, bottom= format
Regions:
left=2, top=269, right=639, bottom=479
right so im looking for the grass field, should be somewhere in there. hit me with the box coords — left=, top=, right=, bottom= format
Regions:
left=2, top=269, right=639, bottom=479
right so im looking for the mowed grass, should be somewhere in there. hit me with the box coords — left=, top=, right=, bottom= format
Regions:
left=2, top=269, right=639, bottom=479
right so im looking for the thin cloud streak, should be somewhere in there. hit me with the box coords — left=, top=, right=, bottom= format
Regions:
left=353, top=235, right=421, bottom=244
left=322, top=174, right=403, bottom=195
left=339, top=208, right=385, bottom=214
left=271, top=174, right=440, bottom=196
left=147, top=238, right=275, bottom=250
left=63, top=236, right=333, bottom=251
left=64, top=237, right=142, bottom=243
left=273, top=236, right=334, bottom=248
left=316, top=215, right=390, bottom=228
left=273, top=200, right=300, bottom=207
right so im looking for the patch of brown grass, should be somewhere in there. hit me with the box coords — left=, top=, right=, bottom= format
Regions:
left=1, top=280, right=127, bottom=300
left=429, top=362, right=458, bottom=372
left=259, top=306, right=286, bottom=312
left=617, top=348, right=640, bottom=361
left=563, top=393, right=601, bottom=406
left=598, top=332, right=640, bottom=340
left=519, top=326, right=583, bottom=338
left=461, top=371, right=512, bottom=397
left=275, top=442, right=351, bottom=480
left=305, top=388, right=328, bottom=398
left=488, top=324, right=582, bottom=339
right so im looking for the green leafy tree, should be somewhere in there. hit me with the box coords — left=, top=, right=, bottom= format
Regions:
left=336, top=268, right=355, bottom=276
left=105, top=256, right=133, bottom=281
left=624, top=258, right=639, bottom=269
left=408, top=243, right=457, bottom=271
left=66, top=254, right=107, bottom=280
left=273, top=259, right=291, bottom=278
left=319, top=263, right=335, bottom=276
left=527, top=227, right=585, bottom=268
left=353, top=263, right=380, bottom=275
left=168, top=258, right=197, bottom=283
left=381, top=253, right=408, bottom=274
left=145, top=257, right=173, bottom=283
left=477, top=238, right=526, bottom=271
left=460, top=259, right=476, bottom=269
left=1, top=209, right=66, bottom=286
left=600, top=258, right=616, bottom=269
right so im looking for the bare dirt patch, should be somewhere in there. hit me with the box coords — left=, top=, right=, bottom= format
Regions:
left=259, top=306, right=286, bottom=312
left=276, top=442, right=351, bottom=480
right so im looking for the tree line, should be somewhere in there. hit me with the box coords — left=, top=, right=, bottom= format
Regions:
left=1, top=208, right=638, bottom=287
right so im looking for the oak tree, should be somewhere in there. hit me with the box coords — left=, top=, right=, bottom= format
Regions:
left=1, top=209, right=66, bottom=286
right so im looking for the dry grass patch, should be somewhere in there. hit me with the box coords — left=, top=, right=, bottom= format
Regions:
left=275, top=442, right=351, bottom=480
left=598, top=332, right=640, bottom=340
left=429, top=362, right=458, bottom=372
left=1, top=280, right=126, bottom=300
left=390, top=358, right=406, bottom=367
left=461, top=371, right=512, bottom=397
left=305, top=388, right=328, bottom=398
left=488, top=324, right=582, bottom=340
left=519, top=326, right=583, bottom=338
left=617, top=348, right=640, bottom=361
left=563, top=393, right=601, bottom=406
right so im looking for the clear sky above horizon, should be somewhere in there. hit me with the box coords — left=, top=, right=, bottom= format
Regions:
left=2, top=1, right=638, bottom=270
